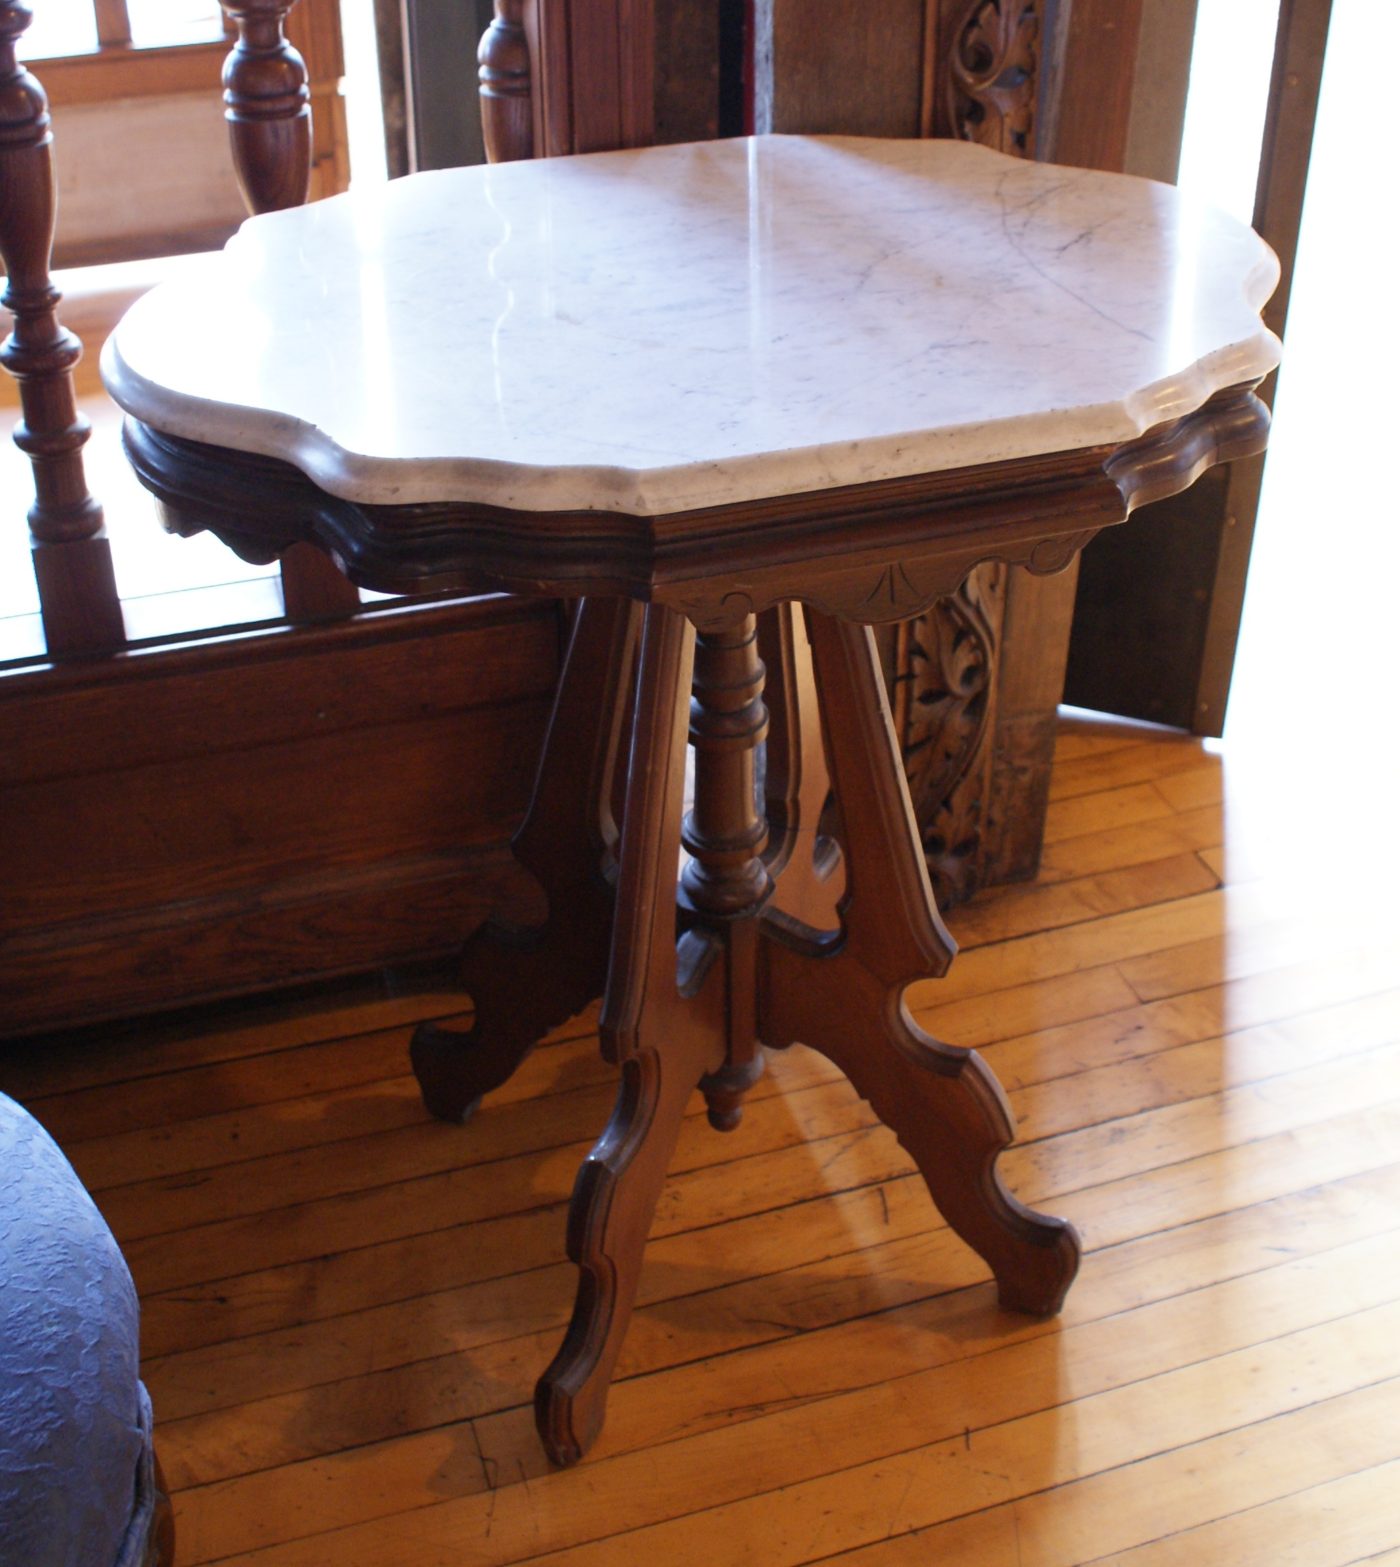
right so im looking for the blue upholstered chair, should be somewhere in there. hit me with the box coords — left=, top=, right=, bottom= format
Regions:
left=1, top=1092, right=173, bottom=1566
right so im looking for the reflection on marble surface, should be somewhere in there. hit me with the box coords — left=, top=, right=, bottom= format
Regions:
left=103, top=136, right=1281, bottom=516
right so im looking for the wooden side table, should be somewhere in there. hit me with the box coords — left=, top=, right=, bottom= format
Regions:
left=104, top=135, right=1280, bottom=1465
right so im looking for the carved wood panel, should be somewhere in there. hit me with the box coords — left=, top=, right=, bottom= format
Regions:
left=891, top=562, right=1007, bottom=907
left=937, top=0, right=1040, bottom=153
left=892, top=0, right=1043, bottom=908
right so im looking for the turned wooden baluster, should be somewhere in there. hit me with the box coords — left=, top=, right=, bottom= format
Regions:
left=479, top=0, right=534, bottom=162
left=220, top=0, right=360, bottom=619
left=0, top=1, right=125, bottom=656
left=221, top=0, right=313, bottom=214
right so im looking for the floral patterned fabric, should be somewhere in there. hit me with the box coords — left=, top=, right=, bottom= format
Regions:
left=0, top=1092, right=156, bottom=1567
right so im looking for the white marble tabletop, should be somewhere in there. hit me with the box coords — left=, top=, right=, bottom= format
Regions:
left=102, top=135, right=1281, bottom=517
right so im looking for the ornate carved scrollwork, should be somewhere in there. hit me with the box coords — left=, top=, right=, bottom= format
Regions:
left=890, top=0, right=1042, bottom=908
left=892, top=563, right=1007, bottom=908
left=945, top=0, right=1041, bottom=156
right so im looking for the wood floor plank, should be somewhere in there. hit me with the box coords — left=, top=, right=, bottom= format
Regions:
left=1011, top=987, right=1400, bottom=1142
left=1047, top=739, right=1211, bottom=802
left=164, top=1096, right=1399, bottom=1496
left=21, top=1001, right=604, bottom=1150
left=128, top=935, right=1392, bottom=1251
left=169, top=1166, right=1400, bottom=1563
left=139, top=1121, right=926, bottom=1361
left=1037, top=804, right=1223, bottom=884
left=981, top=957, right=1400, bottom=1097
left=1040, top=781, right=1179, bottom=845
left=70, top=838, right=1257, bottom=1196
left=88, top=1037, right=842, bottom=1239
left=907, top=881, right=1291, bottom=1009
left=946, top=853, right=1218, bottom=951
left=1051, top=722, right=1159, bottom=765
left=151, top=1083, right=1400, bottom=1490
left=64, top=1038, right=599, bottom=1192
left=913, top=961, right=1140, bottom=1049
left=125, top=986, right=1398, bottom=1328
left=1119, top=914, right=1400, bottom=1004
left=200, top=1298, right=1400, bottom=1567
left=137, top=959, right=1400, bottom=1360
left=1088, top=1456, right=1400, bottom=1567
left=1149, top=759, right=1227, bottom=815
left=120, top=1054, right=902, bottom=1296
left=817, top=1384, right=1400, bottom=1567
left=155, top=1135, right=1365, bottom=1489
left=9, top=1023, right=440, bottom=1146
left=1198, top=842, right=1229, bottom=881
left=1009, top=1040, right=1400, bottom=1203
left=546, top=1340, right=1400, bottom=1567
left=69, top=1072, right=444, bottom=1191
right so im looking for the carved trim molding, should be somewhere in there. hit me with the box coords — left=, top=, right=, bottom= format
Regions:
left=121, top=386, right=1267, bottom=625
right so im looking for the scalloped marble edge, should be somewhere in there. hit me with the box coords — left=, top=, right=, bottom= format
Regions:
left=102, top=334, right=1280, bottom=518
left=101, top=141, right=1283, bottom=520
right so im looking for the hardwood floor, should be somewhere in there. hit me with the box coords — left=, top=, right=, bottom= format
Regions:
left=4, top=705, right=1398, bottom=1567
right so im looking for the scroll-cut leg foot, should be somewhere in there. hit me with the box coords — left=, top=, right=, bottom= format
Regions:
left=761, top=610, right=1079, bottom=1315
left=537, top=606, right=725, bottom=1465
left=412, top=598, right=639, bottom=1121
left=538, top=1032, right=715, bottom=1465
left=764, top=939, right=1078, bottom=1312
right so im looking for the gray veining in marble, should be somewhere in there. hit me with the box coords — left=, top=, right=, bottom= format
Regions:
left=102, top=135, right=1281, bottom=515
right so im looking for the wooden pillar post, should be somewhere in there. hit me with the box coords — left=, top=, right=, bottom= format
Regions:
left=220, top=0, right=361, bottom=620
left=0, top=0, right=125, bottom=657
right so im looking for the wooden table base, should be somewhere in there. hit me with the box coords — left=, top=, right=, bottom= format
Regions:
left=411, top=596, right=1081, bottom=1466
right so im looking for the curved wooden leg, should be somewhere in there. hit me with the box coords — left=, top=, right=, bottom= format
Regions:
left=411, top=597, right=639, bottom=1121
left=761, top=611, right=1079, bottom=1315
left=537, top=606, right=725, bottom=1465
